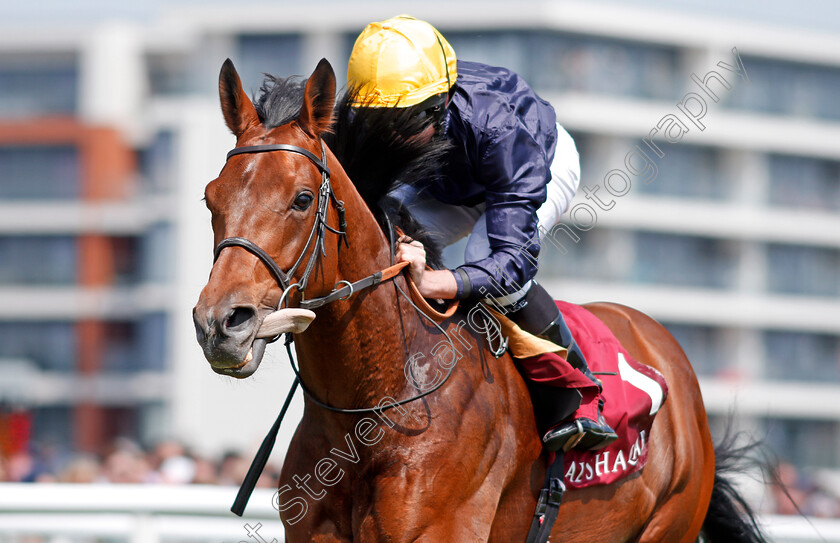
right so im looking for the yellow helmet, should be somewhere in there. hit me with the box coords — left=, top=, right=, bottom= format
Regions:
left=347, top=15, right=457, bottom=108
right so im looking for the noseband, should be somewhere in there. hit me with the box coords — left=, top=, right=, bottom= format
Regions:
left=214, top=141, right=418, bottom=313
left=214, top=140, right=348, bottom=304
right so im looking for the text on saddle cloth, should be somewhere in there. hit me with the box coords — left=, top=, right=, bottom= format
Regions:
left=497, top=300, right=669, bottom=490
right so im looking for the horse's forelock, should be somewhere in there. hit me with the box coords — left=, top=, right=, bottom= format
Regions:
left=254, top=74, right=306, bottom=129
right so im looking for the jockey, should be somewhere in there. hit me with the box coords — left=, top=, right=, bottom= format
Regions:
left=347, top=15, right=617, bottom=453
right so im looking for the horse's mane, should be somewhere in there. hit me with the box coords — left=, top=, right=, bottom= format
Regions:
left=254, top=74, right=449, bottom=268
left=254, top=75, right=306, bottom=130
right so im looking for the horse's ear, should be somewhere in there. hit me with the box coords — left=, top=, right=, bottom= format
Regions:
left=298, top=58, right=335, bottom=138
left=219, top=58, right=260, bottom=137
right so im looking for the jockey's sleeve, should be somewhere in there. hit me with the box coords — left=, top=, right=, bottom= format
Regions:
left=453, top=119, right=549, bottom=300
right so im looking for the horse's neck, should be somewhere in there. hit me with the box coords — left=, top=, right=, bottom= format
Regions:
left=293, top=173, right=431, bottom=421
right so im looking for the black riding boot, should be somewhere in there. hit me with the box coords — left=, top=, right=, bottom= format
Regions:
left=507, top=282, right=618, bottom=452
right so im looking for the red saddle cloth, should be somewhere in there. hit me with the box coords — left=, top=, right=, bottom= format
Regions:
left=518, top=302, right=669, bottom=490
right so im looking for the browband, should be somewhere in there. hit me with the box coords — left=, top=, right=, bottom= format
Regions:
left=226, top=144, right=330, bottom=176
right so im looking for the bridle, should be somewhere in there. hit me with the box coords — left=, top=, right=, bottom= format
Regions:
left=216, top=140, right=422, bottom=312
left=221, top=142, right=566, bottom=541
left=218, top=137, right=476, bottom=517
left=215, top=137, right=460, bottom=413
left=215, top=140, right=348, bottom=304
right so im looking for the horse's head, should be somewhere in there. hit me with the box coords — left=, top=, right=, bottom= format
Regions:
left=193, top=58, right=338, bottom=378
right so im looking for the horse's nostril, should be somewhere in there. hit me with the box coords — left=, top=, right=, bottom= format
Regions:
left=225, top=306, right=256, bottom=330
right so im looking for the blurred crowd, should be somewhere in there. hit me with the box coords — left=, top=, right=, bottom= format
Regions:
left=765, top=461, right=840, bottom=518
left=0, top=437, right=281, bottom=488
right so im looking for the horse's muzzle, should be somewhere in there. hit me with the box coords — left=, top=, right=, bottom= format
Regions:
left=193, top=302, right=260, bottom=370
left=193, top=292, right=317, bottom=378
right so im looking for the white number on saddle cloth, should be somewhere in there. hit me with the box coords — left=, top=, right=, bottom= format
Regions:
left=617, top=353, right=664, bottom=416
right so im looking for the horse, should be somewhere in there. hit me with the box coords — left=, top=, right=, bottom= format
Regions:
left=193, top=57, right=767, bottom=542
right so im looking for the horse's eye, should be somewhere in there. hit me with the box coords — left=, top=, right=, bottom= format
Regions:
left=292, top=192, right=314, bottom=211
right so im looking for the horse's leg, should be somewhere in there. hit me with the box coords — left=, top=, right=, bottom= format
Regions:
left=354, top=362, right=537, bottom=543
left=487, top=458, right=544, bottom=542
left=632, top=412, right=715, bottom=543
left=354, top=475, right=507, bottom=542
left=487, top=401, right=547, bottom=542
left=279, top=423, right=354, bottom=543
left=633, top=416, right=715, bottom=543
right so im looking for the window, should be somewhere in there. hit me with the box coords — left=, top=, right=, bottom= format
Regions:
left=726, top=57, right=840, bottom=121
left=138, top=131, right=175, bottom=194
left=763, top=330, right=840, bottom=383
left=146, top=53, right=191, bottom=96
left=101, top=314, right=167, bottom=373
left=572, top=132, right=598, bottom=186
left=662, top=323, right=728, bottom=377
left=445, top=31, right=531, bottom=81
left=102, top=321, right=135, bottom=372
left=101, top=407, right=139, bottom=442
left=533, top=32, right=680, bottom=100
left=0, top=322, right=76, bottom=372
left=635, top=144, right=729, bottom=200
left=766, top=244, right=840, bottom=297
left=767, top=154, right=840, bottom=212
left=31, top=406, right=73, bottom=450
left=0, top=236, right=77, bottom=285
left=539, top=228, right=627, bottom=282
left=0, top=56, right=78, bottom=117
left=140, top=224, right=171, bottom=283
left=445, top=31, right=680, bottom=100
left=138, top=313, right=167, bottom=372
left=632, top=232, right=736, bottom=289
left=763, top=417, right=840, bottom=468
left=110, top=236, right=140, bottom=286
left=0, top=235, right=151, bottom=287
left=0, top=145, right=80, bottom=200
left=31, top=406, right=141, bottom=453
left=236, top=34, right=303, bottom=96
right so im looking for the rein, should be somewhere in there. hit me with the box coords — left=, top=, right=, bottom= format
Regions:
left=222, top=138, right=464, bottom=516
left=216, top=141, right=454, bottom=314
left=216, top=139, right=460, bottom=409
left=217, top=126, right=564, bottom=543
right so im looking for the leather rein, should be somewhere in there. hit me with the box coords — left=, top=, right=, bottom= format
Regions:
left=217, top=140, right=447, bottom=312
left=220, top=139, right=478, bottom=518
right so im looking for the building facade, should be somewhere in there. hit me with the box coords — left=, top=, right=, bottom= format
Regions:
left=1, top=2, right=838, bottom=479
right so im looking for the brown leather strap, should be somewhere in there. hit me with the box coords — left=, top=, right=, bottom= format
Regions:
left=392, top=227, right=459, bottom=322
left=403, top=266, right=460, bottom=322
left=380, top=261, right=409, bottom=281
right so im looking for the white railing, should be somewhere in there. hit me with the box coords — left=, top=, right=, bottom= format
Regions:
left=0, top=483, right=284, bottom=542
left=1, top=483, right=839, bottom=542
left=764, top=515, right=840, bottom=542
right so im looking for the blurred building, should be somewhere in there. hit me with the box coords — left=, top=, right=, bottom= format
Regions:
left=0, top=1, right=838, bottom=477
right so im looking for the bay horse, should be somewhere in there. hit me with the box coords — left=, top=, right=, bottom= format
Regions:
left=193, top=58, right=767, bottom=542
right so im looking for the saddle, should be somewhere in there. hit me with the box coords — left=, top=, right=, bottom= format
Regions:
left=493, top=301, right=669, bottom=489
